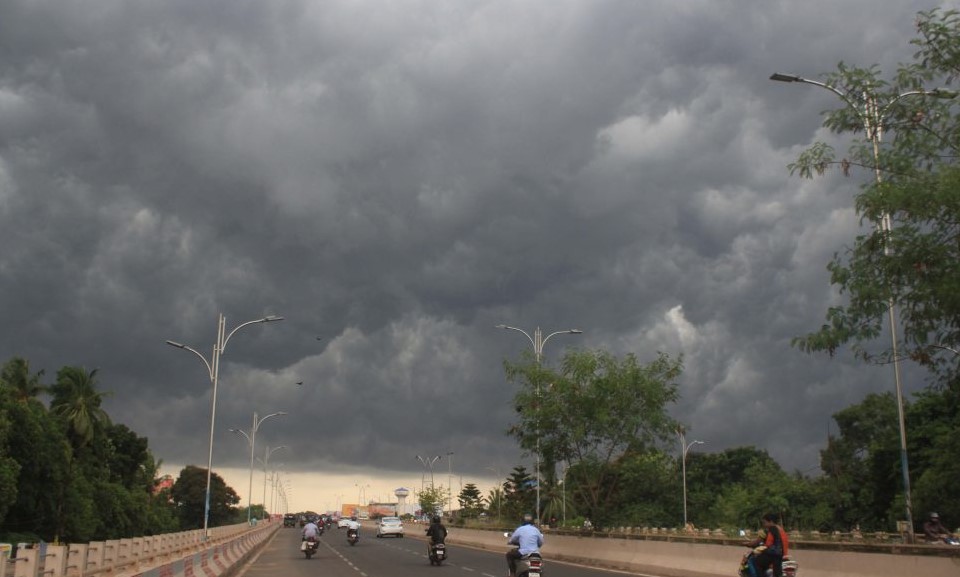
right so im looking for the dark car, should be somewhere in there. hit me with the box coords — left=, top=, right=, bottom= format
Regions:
left=283, top=514, right=297, bottom=527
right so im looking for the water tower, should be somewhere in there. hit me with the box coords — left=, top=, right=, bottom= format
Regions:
left=394, top=487, right=410, bottom=516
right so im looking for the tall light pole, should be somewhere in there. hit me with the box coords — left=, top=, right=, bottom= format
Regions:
left=446, top=451, right=454, bottom=513
left=417, top=455, right=441, bottom=488
left=560, top=462, right=570, bottom=528
left=417, top=454, right=441, bottom=515
left=676, top=427, right=703, bottom=529
left=496, top=324, right=582, bottom=524
left=355, top=483, right=370, bottom=517
left=260, top=445, right=287, bottom=519
left=769, top=73, right=956, bottom=539
left=229, top=411, right=287, bottom=524
left=267, top=468, right=285, bottom=516
left=166, top=313, right=284, bottom=536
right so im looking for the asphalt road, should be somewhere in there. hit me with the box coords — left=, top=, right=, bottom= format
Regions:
left=239, top=524, right=655, bottom=577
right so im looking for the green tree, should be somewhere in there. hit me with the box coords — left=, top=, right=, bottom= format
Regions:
left=0, top=390, right=73, bottom=542
left=417, top=485, right=445, bottom=518
left=486, top=486, right=505, bottom=524
left=0, top=358, right=47, bottom=404
left=608, top=450, right=674, bottom=528
left=502, top=466, right=534, bottom=522
left=504, top=349, right=681, bottom=525
left=170, top=465, right=240, bottom=529
left=787, top=9, right=960, bottom=381
left=904, top=385, right=960, bottom=527
left=0, top=410, right=22, bottom=527
left=457, top=483, right=484, bottom=518
left=49, top=366, right=111, bottom=448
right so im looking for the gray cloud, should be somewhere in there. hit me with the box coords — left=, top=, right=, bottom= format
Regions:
left=0, top=0, right=945, bottom=506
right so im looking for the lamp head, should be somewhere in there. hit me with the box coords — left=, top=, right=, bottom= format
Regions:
left=928, top=88, right=958, bottom=99
left=770, top=73, right=802, bottom=83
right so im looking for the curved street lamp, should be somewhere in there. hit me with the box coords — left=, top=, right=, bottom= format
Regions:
left=676, top=427, right=704, bottom=529
left=259, top=445, right=288, bottom=520
left=770, top=73, right=956, bottom=539
left=166, top=313, right=283, bottom=536
left=416, top=455, right=441, bottom=490
left=231, top=411, right=287, bottom=523
left=496, top=324, right=582, bottom=524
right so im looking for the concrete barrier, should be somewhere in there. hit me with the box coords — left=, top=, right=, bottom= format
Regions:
left=10, top=522, right=278, bottom=577
left=439, top=527, right=960, bottom=577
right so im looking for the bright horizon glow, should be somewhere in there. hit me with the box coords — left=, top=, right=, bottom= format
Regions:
left=160, top=463, right=502, bottom=516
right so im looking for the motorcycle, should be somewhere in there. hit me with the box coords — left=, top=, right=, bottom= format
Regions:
left=428, top=541, right=447, bottom=565
left=737, top=552, right=798, bottom=577
left=503, top=533, right=543, bottom=577
left=347, top=527, right=359, bottom=546
left=301, top=536, right=319, bottom=559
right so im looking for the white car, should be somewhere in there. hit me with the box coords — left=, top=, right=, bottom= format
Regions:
left=376, top=516, right=404, bottom=538
left=338, top=517, right=354, bottom=529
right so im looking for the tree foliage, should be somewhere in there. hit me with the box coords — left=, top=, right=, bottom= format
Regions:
left=504, top=349, right=681, bottom=525
left=170, top=466, right=240, bottom=529
left=787, top=8, right=960, bottom=386
left=416, top=485, right=446, bottom=518
left=0, top=356, right=202, bottom=542
left=456, top=483, right=484, bottom=518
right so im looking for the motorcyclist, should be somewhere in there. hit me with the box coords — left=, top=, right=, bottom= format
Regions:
left=923, top=512, right=959, bottom=544
left=425, top=515, right=448, bottom=554
left=742, top=513, right=789, bottom=577
left=302, top=518, right=321, bottom=541
left=506, top=513, right=543, bottom=577
left=346, top=514, right=361, bottom=540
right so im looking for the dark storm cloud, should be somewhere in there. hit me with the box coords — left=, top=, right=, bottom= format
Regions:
left=0, top=0, right=948, bottom=496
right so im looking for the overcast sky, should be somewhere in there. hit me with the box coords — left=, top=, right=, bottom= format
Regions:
left=1, top=0, right=952, bottom=513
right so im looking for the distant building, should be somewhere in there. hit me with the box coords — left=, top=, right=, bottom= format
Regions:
left=153, top=475, right=174, bottom=495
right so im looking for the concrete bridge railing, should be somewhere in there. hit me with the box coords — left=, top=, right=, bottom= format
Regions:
left=1, top=521, right=278, bottom=577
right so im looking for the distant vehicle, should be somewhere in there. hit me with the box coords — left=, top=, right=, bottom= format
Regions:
left=338, top=517, right=353, bottom=529
left=283, top=514, right=297, bottom=528
left=377, top=516, right=404, bottom=538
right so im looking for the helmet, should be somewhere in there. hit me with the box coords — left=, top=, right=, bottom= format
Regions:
left=522, top=513, right=534, bottom=525
left=350, top=515, right=357, bottom=521
left=930, top=512, right=940, bottom=519
left=432, top=515, right=441, bottom=524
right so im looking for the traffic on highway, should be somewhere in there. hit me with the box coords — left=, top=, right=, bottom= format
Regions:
left=239, top=521, right=638, bottom=577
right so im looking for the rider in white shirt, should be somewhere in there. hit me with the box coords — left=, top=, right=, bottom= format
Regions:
left=346, top=515, right=361, bottom=539
left=302, top=519, right=321, bottom=540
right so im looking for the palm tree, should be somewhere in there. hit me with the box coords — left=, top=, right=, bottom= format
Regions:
left=487, top=486, right=504, bottom=524
left=1, top=357, right=47, bottom=403
left=49, top=366, right=111, bottom=447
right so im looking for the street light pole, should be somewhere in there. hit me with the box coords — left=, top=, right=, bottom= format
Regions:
left=446, top=451, right=454, bottom=513
left=267, top=468, right=284, bottom=516
left=417, top=455, right=441, bottom=488
left=769, top=73, right=956, bottom=539
left=496, top=324, right=582, bottom=524
left=676, top=427, right=703, bottom=529
left=560, top=462, right=569, bottom=527
left=166, top=313, right=283, bottom=537
left=230, top=411, right=286, bottom=524
left=355, top=483, right=370, bottom=517
left=261, top=446, right=287, bottom=520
